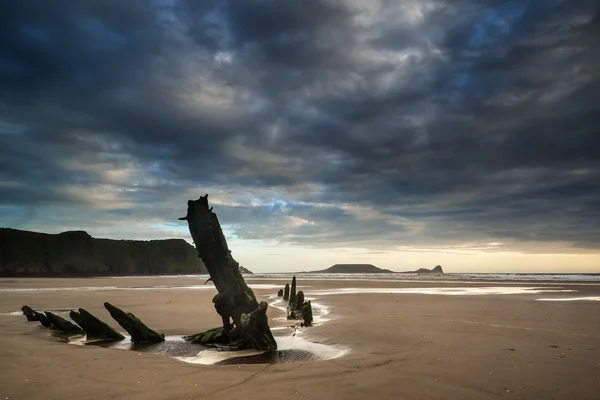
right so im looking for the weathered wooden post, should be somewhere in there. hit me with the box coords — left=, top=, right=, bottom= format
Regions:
left=179, top=195, right=277, bottom=352
left=289, top=276, right=297, bottom=307
left=283, top=283, right=290, bottom=301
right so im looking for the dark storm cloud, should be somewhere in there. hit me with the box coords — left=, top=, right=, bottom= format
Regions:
left=0, top=0, right=599, bottom=253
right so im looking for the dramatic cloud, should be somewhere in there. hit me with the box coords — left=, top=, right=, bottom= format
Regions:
left=1, top=1, right=599, bottom=270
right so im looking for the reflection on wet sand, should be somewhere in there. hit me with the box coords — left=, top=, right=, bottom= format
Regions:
left=66, top=333, right=347, bottom=365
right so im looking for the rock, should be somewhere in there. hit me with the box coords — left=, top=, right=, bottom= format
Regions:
left=302, top=301, right=313, bottom=326
left=408, top=265, right=444, bottom=274
left=296, top=291, right=305, bottom=309
left=238, top=266, right=253, bottom=274
left=104, top=302, right=164, bottom=343
left=283, top=283, right=290, bottom=301
left=312, top=264, right=393, bottom=273
left=289, top=276, right=297, bottom=307
left=70, top=308, right=125, bottom=341
left=277, top=289, right=284, bottom=297
left=44, top=311, right=85, bottom=334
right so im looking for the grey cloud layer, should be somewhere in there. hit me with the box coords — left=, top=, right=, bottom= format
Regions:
left=1, top=0, right=599, bottom=252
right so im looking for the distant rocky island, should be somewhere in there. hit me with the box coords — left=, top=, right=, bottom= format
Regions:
left=0, top=228, right=213, bottom=277
left=312, top=264, right=394, bottom=273
left=409, top=265, right=444, bottom=274
left=309, top=264, right=444, bottom=274
left=239, top=266, right=253, bottom=274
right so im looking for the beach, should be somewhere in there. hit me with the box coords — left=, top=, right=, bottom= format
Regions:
left=1, top=275, right=599, bottom=399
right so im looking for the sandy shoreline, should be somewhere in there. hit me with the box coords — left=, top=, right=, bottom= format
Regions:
left=1, top=276, right=599, bottom=399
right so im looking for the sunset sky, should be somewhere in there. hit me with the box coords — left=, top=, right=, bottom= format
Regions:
left=1, top=1, right=598, bottom=273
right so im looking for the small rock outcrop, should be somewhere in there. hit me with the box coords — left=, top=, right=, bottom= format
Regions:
left=238, top=266, right=253, bottom=274
left=411, top=265, right=444, bottom=274
left=104, top=302, right=164, bottom=343
left=312, top=264, right=393, bottom=273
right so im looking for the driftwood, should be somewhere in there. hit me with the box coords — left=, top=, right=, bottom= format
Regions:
left=45, top=311, right=85, bottom=334
left=70, top=308, right=125, bottom=341
left=179, top=195, right=277, bottom=352
left=104, top=302, right=164, bottom=343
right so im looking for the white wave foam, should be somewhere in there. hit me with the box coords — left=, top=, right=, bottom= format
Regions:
left=311, top=287, right=576, bottom=296
left=536, top=296, right=600, bottom=302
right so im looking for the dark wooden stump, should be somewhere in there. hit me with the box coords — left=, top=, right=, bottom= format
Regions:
left=283, top=283, right=290, bottom=301
left=104, top=302, right=164, bottom=343
left=296, top=290, right=305, bottom=309
left=70, top=308, right=125, bottom=341
left=179, top=195, right=277, bottom=352
left=45, top=312, right=84, bottom=334
left=21, top=305, right=37, bottom=321
left=36, top=311, right=52, bottom=327
left=283, top=277, right=313, bottom=326
left=288, top=276, right=297, bottom=307
left=302, top=301, right=313, bottom=326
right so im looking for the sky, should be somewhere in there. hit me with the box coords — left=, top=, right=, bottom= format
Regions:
left=0, top=1, right=599, bottom=273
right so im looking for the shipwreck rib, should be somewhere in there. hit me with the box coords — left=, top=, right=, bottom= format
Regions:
left=104, top=302, right=164, bottom=343
left=179, top=194, right=277, bottom=352
left=70, top=308, right=125, bottom=341
left=45, top=311, right=85, bottom=334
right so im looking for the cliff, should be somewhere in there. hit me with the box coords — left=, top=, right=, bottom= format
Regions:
left=0, top=228, right=208, bottom=277
left=312, top=264, right=393, bottom=273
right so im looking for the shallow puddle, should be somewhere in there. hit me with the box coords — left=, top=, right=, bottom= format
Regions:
left=1, top=308, right=74, bottom=316
left=65, top=333, right=347, bottom=365
left=269, top=296, right=330, bottom=325
left=68, top=334, right=209, bottom=357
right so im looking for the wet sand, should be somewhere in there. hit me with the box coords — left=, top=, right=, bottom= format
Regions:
left=1, top=276, right=599, bottom=399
